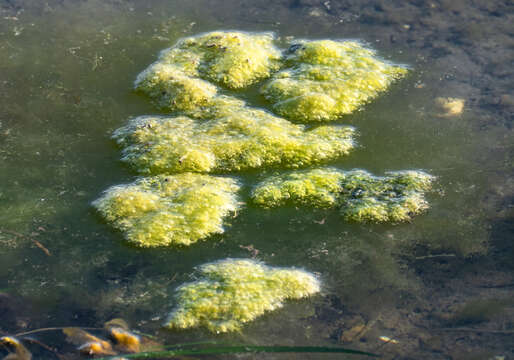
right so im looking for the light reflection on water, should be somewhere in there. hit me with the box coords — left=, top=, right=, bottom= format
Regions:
left=0, top=0, right=512, bottom=358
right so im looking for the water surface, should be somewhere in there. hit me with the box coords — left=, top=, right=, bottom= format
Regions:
left=0, top=1, right=512, bottom=359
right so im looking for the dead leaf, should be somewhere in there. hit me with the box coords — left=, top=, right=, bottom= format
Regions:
left=104, top=319, right=129, bottom=331
left=0, top=336, right=32, bottom=360
left=340, top=324, right=366, bottom=343
left=107, top=327, right=140, bottom=353
left=62, top=328, right=115, bottom=356
left=104, top=319, right=161, bottom=353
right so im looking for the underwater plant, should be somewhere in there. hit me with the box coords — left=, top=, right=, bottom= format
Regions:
left=92, top=173, right=241, bottom=247
left=251, top=168, right=434, bottom=222
left=166, top=259, right=320, bottom=333
left=113, top=96, right=355, bottom=174
left=261, top=40, right=408, bottom=122
left=135, top=31, right=281, bottom=111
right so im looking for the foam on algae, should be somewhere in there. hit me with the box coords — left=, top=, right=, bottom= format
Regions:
left=113, top=96, right=355, bottom=174
left=135, top=31, right=281, bottom=111
left=261, top=40, right=408, bottom=122
left=251, top=168, right=434, bottom=222
left=92, top=173, right=241, bottom=247
left=166, top=259, right=320, bottom=333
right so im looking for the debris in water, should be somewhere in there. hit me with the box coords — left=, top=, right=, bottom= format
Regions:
left=434, top=97, right=465, bottom=117
left=62, top=327, right=115, bottom=356
left=0, top=336, right=32, bottom=360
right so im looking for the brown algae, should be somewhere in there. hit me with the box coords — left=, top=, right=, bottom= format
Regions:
left=251, top=168, right=434, bottom=222
left=261, top=40, right=408, bottom=122
left=92, top=173, right=241, bottom=247
left=166, top=259, right=320, bottom=333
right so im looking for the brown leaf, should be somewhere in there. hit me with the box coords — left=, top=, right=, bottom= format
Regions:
left=340, top=324, right=367, bottom=343
left=0, top=336, right=32, bottom=360
left=106, top=327, right=140, bottom=353
left=104, top=319, right=129, bottom=331
left=62, top=328, right=115, bottom=356
left=104, top=319, right=162, bottom=353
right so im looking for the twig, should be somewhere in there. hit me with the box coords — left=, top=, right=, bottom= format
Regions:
left=414, top=254, right=456, bottom=260
left=0, top=228, right=24, bottom=238
left=22, top=337, right=58, bottom=354
left=0, top=228, right=51, bottom=256
left=15, top=327, right=102, bottom=337
left=477, top=283, right=514, bottom=289
left=31, top=239, right=51, bottom=256
left=437, top=327, right=514, bottom=334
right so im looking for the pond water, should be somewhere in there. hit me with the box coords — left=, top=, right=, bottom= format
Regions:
left=0, top=0, right=512, bottom=359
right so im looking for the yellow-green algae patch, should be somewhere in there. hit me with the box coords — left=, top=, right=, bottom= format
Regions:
left=252, top=168, right=434, bottom=222
left=92, top=173, right=241, bottom=247
left=260, top=40, right=408, bottom=122
left=166, top=259, right=320, bottom=333
left=135, top=31, right=281, bottom=110
left=113, top=97, right=355, bottom=174
left=135, top=63, right=218, bottom=112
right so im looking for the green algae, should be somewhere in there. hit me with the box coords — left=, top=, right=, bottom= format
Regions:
left=92, top=173, right=241, bottom=247
left=135, top=31, right=281, bottom=111
left=166, top=259, right=320, bottom=333
left=260, top=40, right=408, bottom=122
left=251, top=168, right=434, bottom=222
left=135, top=63, right=219, bottom=112
left=112, top=97, right=355, bottom=174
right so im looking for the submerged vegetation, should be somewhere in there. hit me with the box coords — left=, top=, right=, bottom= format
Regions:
left=261, top=40, right=408, bottom=122
left=166, top=259, right=320, bottom=333
left=92, top=174, right=241, bottom=247
left=252, top=168, right=434, bottom=222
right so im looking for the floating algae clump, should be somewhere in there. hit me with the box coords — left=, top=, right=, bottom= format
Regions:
left=252, top=168, right=434, bottom=222
left=166, top=259, right=320, bottom=333
left=92, top=173, right=241, bottom=247
left=113, top=96, right=355, bottom=174
left=135, top=31, right=281, bottom=111
left=261, top=40, right=408, bottom=122
left=135, top=63, right=218, bottom=112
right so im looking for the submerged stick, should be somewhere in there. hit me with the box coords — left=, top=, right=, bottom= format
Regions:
left=96, top=345, right=380, bottom=359
left=14, top=327, right=102, bottom=337
left=437, top=328, right=514, bottom=334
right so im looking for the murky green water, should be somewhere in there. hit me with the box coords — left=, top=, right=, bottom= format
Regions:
left=1, top=1, right=512, bottom=359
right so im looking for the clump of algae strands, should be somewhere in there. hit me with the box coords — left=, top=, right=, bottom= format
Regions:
left=113, top=96, right=355, bottom=174
left=261, top=40, right=408, bottom=122
left=251, top=168, right=434, bottom=222
left=92, top=173, right=240, bottom=247
left=167, top=259, right=320, bottom=333
left=135, top=31, right=281, bottom=111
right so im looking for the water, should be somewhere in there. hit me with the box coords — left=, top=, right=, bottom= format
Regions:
left=0, top=0, right=512, bottom=359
